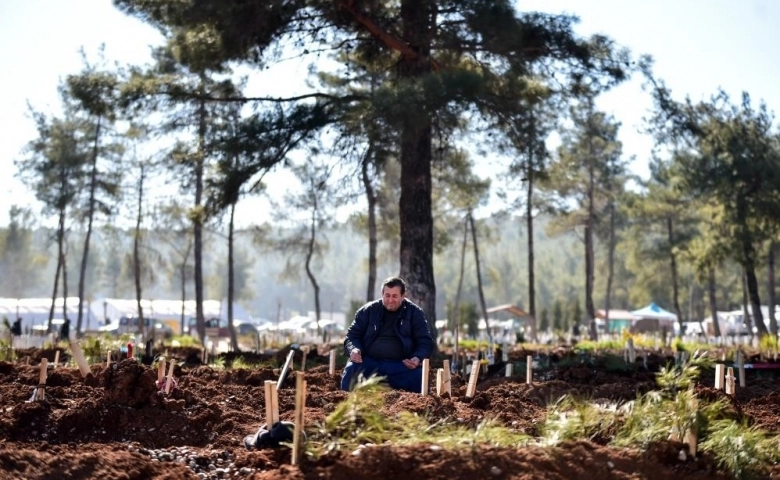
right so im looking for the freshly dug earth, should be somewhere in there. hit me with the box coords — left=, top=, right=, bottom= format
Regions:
left=0, top=346, right=776, bottom=479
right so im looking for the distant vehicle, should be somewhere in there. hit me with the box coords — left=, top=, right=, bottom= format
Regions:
left=673, top=321, right=704, bottom=336
left=100, top=316, right=174, bottom=339
left=185, top=317, right=260, bottom=337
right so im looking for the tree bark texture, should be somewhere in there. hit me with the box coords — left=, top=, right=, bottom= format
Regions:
left=398, top=0, right=437, bottom=330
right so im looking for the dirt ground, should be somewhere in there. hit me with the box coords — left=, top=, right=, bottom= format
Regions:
left=0, top=345, right=778, bottom=479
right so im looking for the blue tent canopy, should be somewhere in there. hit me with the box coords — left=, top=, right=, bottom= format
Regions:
left=630, top=302, right=677, bottom=320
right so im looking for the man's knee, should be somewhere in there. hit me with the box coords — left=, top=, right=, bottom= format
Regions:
left=389, top=368, right=423, bottom=393
left=341, top=361, right=377, bottom=391
left=340, top=361, right=358, bottom=391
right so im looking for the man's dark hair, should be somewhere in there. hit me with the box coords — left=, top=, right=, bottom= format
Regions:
left=381, top=276, right=406, bottom=294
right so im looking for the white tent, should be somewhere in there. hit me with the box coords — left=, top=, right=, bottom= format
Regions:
left=630, top=302, right=677, bottom=320
left=629, top=302, right=677, bottom=331
left=0, top=297, right=99, bottom=330
left=100, top=298, right=254, bottom=324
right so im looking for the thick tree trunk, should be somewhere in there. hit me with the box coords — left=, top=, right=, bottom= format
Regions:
left=227, top=202, right=239, bottom=351
left=768, top=242, right=777, bottom=336
left=77, top=117, right=102, bottom=336
left=133, top=163, right=146, bottom=337
left=398, top=0, right=437, bottom=336
left=667, top=217, right=684, bottom=337
left=708, top=268, right=722, bottom=337
left=361, top=153, right=378, bottom=302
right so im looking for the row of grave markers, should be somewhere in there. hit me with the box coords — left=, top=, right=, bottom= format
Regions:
left=31, top=341, right=181, bottom=402
left=28, top=342, right=755, bottom=467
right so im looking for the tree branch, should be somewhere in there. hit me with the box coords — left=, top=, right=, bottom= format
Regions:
left=337, top=0, right=441, bottom=71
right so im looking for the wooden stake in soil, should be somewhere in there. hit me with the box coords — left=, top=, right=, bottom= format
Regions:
left=505, top=363, right=513, bottom=377
left=164, top=360, right=176, bottom=394
left=714, top=364, right=725, bottom=390
left=291, top=371, right=307, bottom=466
left=465, top=359, right=480, bottom=398
left=627, top=338, right=636, bottom=364
left=264, top=380, right=280, bottom=427
left=106, top=351, right=112, bottom=367
left=421, top=358, right=430, bottom=395
left=158, top=358, right=166, bottom=384
left=70, top=342, right=91, bottom=378
left=685, top=426, right=698, bottom=458
left=328, top=349, right=336, bottom=375
left=442, top=360, right=451, bottom=396
left=53, top=350, right=60, bottom=369
left=737, top=351, right=746, bottom=388
left=436, top=368, right=444, bottom=396
left=725, top=367, right=736, bottom=395
left=526, top=355, right=533, bottom=384
left=37, top=358, right=47, bottom=400
left=300, top=346, right=309, bottom=372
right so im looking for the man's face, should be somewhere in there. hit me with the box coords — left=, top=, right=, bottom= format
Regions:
left=381, top=286, right=404, bottom=312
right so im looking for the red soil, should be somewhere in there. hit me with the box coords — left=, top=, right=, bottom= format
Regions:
left=0, top=346, right=776, bottom=479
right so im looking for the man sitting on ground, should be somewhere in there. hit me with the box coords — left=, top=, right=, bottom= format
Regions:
left=341, top=276, right=434, bottom=392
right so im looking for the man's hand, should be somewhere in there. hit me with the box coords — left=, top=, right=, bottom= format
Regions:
left=349, top=349, right=363, bottom=363
left=402, top=356, right=420, bottom=369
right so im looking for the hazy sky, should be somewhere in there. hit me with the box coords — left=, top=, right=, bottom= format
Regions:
left=1, top=0, right=778, bottom=227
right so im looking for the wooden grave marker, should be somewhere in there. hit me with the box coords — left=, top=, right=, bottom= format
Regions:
left=328, top=349, right=336, bottom=375
left=442, top=360, right=451, bottom=396
left=164, top=360, right=176, bottom=394
left=37, top=358, right=47, bottom=400
left=264, top=380, right=280, bottom=428
left=465, top=359, right=480, bottom=398
left=300, top=346, right=309, bottom=372
left=70, top=342, right=91, bottom=378
left=714, top=364, right=725, bottom=390
left=421, top=358, right=430, bottom=395
left=291, top=371, right=307, bottom=466
left=157, top=358, right=166, bottom=384
left=725, top=367, right=736, bottom=395
left=737, top=351, right=746, bottom=387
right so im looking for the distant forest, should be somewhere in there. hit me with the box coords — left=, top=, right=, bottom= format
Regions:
left=0, top=212, right=762, bottom=330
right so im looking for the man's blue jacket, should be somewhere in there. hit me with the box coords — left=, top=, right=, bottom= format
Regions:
left=343, top=298, right=434, bottom=361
